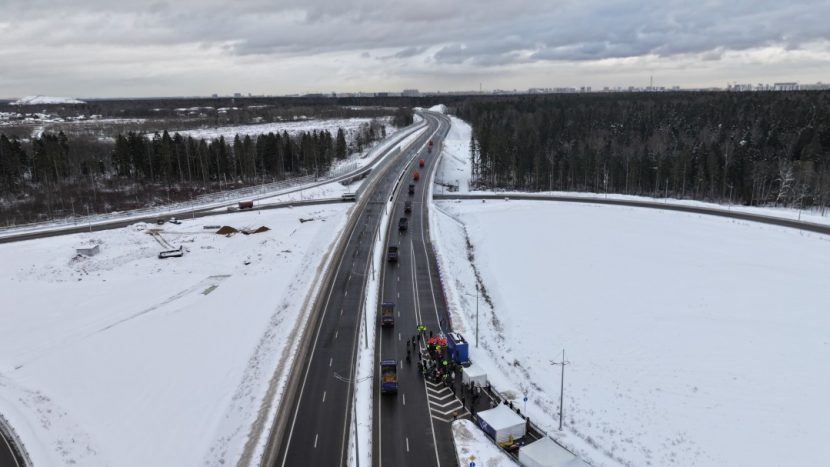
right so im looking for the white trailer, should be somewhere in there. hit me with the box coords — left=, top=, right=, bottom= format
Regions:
left=519, top=436, right=588, bottom=467
left=475, top=404, right=526, bottom=444
left=462, top=362, right=487, bottom=387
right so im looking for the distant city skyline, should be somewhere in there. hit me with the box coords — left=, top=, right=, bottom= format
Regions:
left=2, top=0, right=829, bottom=99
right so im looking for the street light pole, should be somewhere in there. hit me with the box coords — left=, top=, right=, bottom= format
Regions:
left=551, top=348, right=570, bottom=431
left=475, top=283, right=479, bottom=348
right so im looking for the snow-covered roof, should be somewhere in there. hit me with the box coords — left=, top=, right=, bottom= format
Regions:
left=519, top=436, right=588, bottom=467
left=478, top=404, right=525, bottom=431
left=463, top=362, right=486, bottom=379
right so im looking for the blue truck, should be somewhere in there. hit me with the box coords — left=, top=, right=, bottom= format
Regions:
left=381, top=302, right=395, bottom=327
left=447, top=332, right=470, bottom=365
left=381, top=360, right=398, bottom=394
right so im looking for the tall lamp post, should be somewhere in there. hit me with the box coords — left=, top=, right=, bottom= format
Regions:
left=551, top=349, right=570, bottom=431
left=461, top=284, right=480, bottom=347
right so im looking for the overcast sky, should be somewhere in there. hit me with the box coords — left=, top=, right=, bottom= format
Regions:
left=1, top=0, right=828, bottom=98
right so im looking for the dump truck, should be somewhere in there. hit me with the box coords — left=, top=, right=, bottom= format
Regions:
left=413, top=171, right=420, bottom=182
left=381, top=302, right=395, bottom=327
left=387, top=245, right=399, bottom=262
left=381, top=359, right=398, bottom=394
left=408, top=184, right=415, bottom=195
left=238, top=200, right=254, bottom=210
left=404, top=200, right=412, bottom=214
left=398, top=217, right=408, bottom=232
left=419, top=159, right=425, bottom=168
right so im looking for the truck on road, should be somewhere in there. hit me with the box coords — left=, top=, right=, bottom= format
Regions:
left=419, top=158, right=425, bottom=168
left=381, top=302, right=395, bottom=327
left=408, top=184, right=415, bottom=195
left=381, top=360, right=398, bottom=394
left=404, top=200, right=412, bottom=214
left=387, top=245, right=399, bottom=262
left=413, top=171, right=420, bottom=182
left=398, top=217, right=408, bottom=232
left=238, top=200, right=254, bottom=209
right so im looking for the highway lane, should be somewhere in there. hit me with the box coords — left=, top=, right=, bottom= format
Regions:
left=432, top=193, right=830, bottom=236
left=266, top=114, right=439, bottom=467
left=374, top=112, right=458, bottom=467
left=0, top=425, right=23, bottom=467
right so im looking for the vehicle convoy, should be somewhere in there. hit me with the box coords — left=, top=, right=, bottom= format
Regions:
left=238, top=200, right=254, bottom=209
left=419, top=159, right=425, bottom=168
left=404, top=200, right=412, bottom=214
left=387, top=245, right=399, bottom=262
left=413, top=171, right=420, bottom=181
left=381, top=360, right=398, bottom=394
left=381, top=302, right=395, bottom=327
left=408, top=184, right=415, bottom=195
left=398, top=217, right=408, bottom=232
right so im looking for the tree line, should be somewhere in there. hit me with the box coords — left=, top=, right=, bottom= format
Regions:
left=0, top=119, right=387, bottom=224
left=458, top=92, right=830, bottom=211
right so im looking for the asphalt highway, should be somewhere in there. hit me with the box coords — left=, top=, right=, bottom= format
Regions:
left=265, top=114, right=441, bottom=467
left=374, top=112, right=459, bottom=467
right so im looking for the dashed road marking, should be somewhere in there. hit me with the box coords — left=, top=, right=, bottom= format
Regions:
left=329, top=358, right=333, bottom=367
left=322, top=391, right=327, bottom=402
left=314, top=433, right=319, bottom=448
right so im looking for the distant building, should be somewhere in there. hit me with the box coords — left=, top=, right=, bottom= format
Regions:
left=233, top=92, right=242, bottom=98
left=401, top=89, right=420, bottom=96
left=773, top=82, right=799, bottom=91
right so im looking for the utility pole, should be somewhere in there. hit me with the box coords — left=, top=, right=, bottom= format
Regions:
left=475, top=283, right=480, bottom=348
left=551, top=349, right=570, bottom=430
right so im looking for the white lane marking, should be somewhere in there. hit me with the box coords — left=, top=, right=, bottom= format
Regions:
left=398, top=332, right=401, bottom=341
left=322, top=391, right=327, bottom=402
left=335, top=330, right=339, bottom=339
left=344, top=290, right=348, bottom=297
left=403, top=393, right=407, bottom=406
left=347, top=273, right=351, bottom=282
left=406, top=437, right=410, bottom=452
left=397, top=292, right=400, bottom=299
left=340, top=308, right=344, bottom=316
left=329, top=357, right=333, bottom=367
left=314, top=433, right=319, bottom=448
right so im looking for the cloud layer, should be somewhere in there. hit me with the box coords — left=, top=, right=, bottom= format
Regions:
left=1, top=0, right=828, bottom=97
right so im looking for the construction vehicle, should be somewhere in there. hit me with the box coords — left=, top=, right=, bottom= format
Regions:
left=387, top=245, right=399, bottom=262
left=381, top=360, right=398, bottom=394
left=398, top=217, right=408, bottom=232
left=381, top=302, right=395, bottom=327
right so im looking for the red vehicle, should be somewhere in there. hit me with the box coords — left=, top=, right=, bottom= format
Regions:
left=428, top=140, right=434, bottom=154
left=419, top=159, right=425, bottom=168
left=413, top=171, right=420, bottom=181
left=238, top=200, right=254, bottom=210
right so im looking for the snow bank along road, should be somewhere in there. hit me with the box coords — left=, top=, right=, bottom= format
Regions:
left=374, top=113, right=457, bottom=467
left=433, top=193, right=830, bottom=236
left=263, top=113, right=441, bottom=466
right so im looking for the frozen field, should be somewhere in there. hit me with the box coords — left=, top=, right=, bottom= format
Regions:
left=0, top=204, right=350, bottom=466
left=430, top=199, right=830, bottom=467
left=175, top=117, right=386, bottom=142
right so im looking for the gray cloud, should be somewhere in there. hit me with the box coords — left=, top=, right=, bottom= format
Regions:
left=1, top=0, right=829, bottom=97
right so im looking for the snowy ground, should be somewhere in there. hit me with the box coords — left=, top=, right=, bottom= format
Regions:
left=452, top=420, right=517, bottom=467
left=175, top=118, right=386, bottom=142
left=433, top=113, right=830, bottom=227
left=0, top=204, right=351, bottom=466
left=429, top=198, right=830, bottom=467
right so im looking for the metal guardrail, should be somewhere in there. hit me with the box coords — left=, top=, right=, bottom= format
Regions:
left=433, top=193, right=830, bottom=236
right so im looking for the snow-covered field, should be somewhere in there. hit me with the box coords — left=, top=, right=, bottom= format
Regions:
left=175, top=118, right=386, bottom=142
left=0, top=204, right=350, bottom=466
left=429, top=198, right=830, bottom=467
left=10, top=96, right=86, bottom=105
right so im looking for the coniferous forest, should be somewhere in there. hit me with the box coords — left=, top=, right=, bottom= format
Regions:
left=0, top=118, right=388, bottom=225
left=458, top=92, right=830, bottom=211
